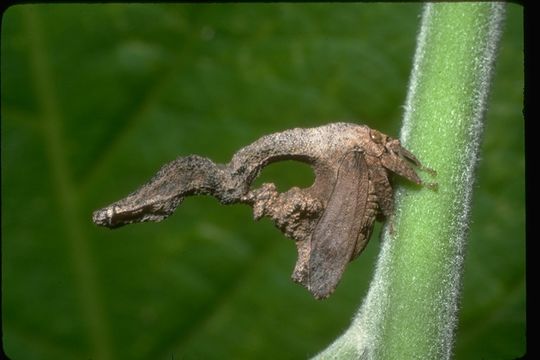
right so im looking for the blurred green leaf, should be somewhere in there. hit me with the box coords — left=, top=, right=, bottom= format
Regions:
left=1, top=4, right=524, bottom=359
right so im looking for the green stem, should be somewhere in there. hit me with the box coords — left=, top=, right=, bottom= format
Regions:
left=315, top=3, right=505, bottom=359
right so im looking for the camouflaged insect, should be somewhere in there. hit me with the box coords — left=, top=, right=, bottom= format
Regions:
left=93, top=123, right=435, bottom=299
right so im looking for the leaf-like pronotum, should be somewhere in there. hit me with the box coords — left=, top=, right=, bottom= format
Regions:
left=93, top=123, right=435, bottom=298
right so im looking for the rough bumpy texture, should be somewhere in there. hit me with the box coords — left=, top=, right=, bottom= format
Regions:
left=93, top=122, right=434, bottom=299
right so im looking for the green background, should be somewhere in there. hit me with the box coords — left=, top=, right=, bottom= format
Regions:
left=1, top=4, right=524, bottom=359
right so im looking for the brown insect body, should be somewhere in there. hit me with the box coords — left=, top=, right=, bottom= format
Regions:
left=307, top=151, right=371, bottom=298
left=301, top=129, right=430, bottom=299
left=93, top=123, right=435, bottom=299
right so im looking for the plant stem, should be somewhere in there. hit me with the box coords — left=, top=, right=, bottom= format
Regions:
left=315, top=3, right=505, bottom=359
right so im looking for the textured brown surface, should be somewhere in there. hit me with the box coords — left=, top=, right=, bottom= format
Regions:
left=93, top=122, right=433, bottom=298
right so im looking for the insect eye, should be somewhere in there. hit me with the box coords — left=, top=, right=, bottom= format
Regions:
left=370, top=130, right=384, bottom=143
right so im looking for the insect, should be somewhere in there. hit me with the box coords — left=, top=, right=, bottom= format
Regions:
left=307, top=150, right=374, bottom=297
left=93, top=123, right=435, bottom=299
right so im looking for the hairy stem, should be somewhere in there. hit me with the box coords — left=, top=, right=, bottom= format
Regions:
left=315, top=3, right=505, bottom=359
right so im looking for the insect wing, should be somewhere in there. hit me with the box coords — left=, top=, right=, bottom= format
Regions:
left=308, top=151, right=370, bottom=299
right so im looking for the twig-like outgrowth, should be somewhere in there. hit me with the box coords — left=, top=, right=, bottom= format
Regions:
left=93, top=122, right=434, bottom=299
